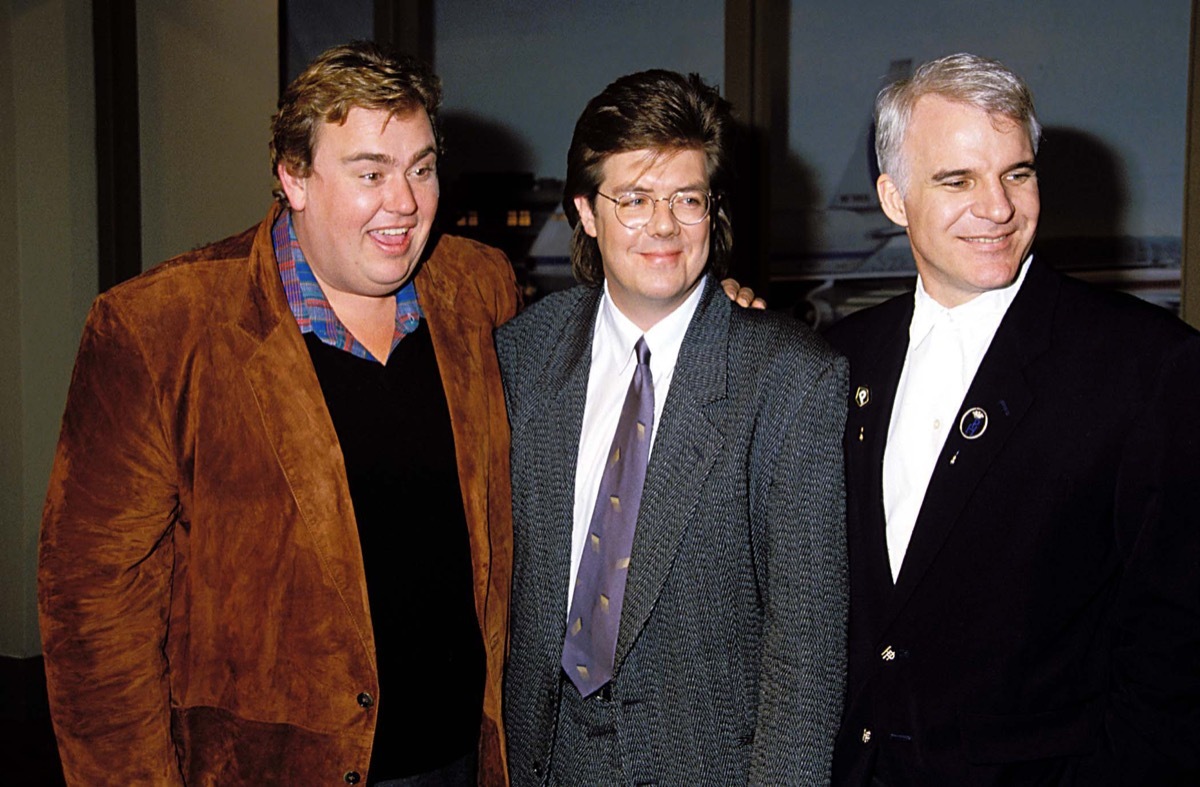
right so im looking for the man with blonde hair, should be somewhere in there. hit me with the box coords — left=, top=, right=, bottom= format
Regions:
left=40, top=41, right=516, bottom=786
left=828, top=53, right=1200, bottom=785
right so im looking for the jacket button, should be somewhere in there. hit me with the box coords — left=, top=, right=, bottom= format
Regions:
left=344, top=771, right=361, bottom=784
left=861, top=728, right=872, bottom=744
left=357, top=692, right=374, bottom=708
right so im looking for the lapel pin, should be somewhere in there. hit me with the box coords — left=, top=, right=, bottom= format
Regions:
left=855, top=386, right=870, bottom=408
left=959, top=407, right=988, bottom=440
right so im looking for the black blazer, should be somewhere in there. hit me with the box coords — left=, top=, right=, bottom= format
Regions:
left=826, top=260, right=1200, bottom=786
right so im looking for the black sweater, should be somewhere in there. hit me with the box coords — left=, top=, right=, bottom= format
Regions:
left=305, top=323, right=484, bottom=780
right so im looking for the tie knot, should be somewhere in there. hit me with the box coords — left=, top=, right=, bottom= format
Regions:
left=634, top=337, right=651, bottom=367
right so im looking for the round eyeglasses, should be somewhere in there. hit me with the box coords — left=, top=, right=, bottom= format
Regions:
left=595, top=190, right=713, bottom=229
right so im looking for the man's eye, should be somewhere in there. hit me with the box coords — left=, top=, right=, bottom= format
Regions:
left=361, top=172, right=381, bottom=182
left=678, top=194, right=703, bottom=207
left=623, top=195, right=650, bottom=208
left=411, top=164, right=436, bottom=179
left=1008, top=171, right=1033, bottom=183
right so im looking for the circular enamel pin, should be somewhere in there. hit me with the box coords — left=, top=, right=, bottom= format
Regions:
left=959, top=407, right=988, bottom=440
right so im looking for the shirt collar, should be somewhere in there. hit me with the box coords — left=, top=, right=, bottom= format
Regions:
left=910, top=254, right=1033, bottom=342
left=595, top=276, right=706, bottom=378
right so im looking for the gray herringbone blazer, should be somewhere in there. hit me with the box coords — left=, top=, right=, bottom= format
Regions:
left=498, top=277, right=848, bottom=785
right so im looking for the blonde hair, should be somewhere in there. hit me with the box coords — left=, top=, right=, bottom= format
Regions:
left=270, top=41, right=441, bottom=201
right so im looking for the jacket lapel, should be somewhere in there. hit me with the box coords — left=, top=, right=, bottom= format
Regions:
left=616, top=279, right=729, bottom=665
left=520, top=288, right=605, bottom=670
left=413, top=235, right=497, bottom=622
left=842, top=296, right=912, bottom=638
left=885, top=263, right=1057, bottom=623
left=234, top=207, right=374, bottom=653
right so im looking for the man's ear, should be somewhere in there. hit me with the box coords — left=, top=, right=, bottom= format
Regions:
left=277, top=162, right=308, bottom=211
left=574, top=195, right=598, bottom=238
left=876, top=174, right=908, bottom=228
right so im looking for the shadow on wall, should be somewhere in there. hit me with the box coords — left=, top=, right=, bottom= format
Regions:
left=1037, top=126, right=1128, bottom=239
left=438, top=110, right=536, bottom=185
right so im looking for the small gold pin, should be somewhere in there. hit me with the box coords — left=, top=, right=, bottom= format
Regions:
left=858, top=426, right=865, bottom=442
left=855, top=386, right=870, bottom=407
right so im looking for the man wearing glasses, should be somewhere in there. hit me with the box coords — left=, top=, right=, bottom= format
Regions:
left=498, top=69, right=848, bottom=784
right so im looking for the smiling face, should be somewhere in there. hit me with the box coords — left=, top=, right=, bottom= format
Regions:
left=877, top=94, right=1039, bottom=308
left=574, top=148, right=711, bottom=330
left=278, top=106, right=439, bottom=300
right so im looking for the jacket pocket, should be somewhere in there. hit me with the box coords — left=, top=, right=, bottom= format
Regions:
left=958, top=698, right=1102, bottom=764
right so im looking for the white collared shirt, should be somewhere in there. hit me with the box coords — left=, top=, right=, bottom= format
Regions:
left=566, top=280, right=704, bottom=615
left=882, top=257, right=1032, bottom=582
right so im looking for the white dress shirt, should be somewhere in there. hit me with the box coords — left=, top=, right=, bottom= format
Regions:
left=882, top=257, right=1032, bottom=581
left=566, top=280, right=704, bottom=615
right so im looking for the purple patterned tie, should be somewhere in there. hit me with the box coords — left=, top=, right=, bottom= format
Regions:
left=562, top=337, right=654, bottom=697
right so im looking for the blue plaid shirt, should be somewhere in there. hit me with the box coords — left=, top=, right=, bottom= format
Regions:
left=273, top=210, right=423, bottom=362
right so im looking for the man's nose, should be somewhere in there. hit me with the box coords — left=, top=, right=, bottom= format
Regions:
left=973, top=178, right=1016, bottom=223
left=384, top=175, right=419, bottom=215
left=645, top=197, right=680, bottom=236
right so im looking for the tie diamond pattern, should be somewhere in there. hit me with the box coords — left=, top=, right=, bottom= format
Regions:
left=562, top=337, right=654, bottom=696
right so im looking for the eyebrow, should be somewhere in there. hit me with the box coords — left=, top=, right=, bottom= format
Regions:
left=929, top=160, right=1036, bottom=182
left=341, top=145, right=438, bottom=168
left=608, top=179, right=710, bottom=194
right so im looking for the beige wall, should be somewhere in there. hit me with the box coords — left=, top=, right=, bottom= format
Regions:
left=0, top=1, right=277, bottom=657
left=0, top=0, right=23, bottom=657
left=1, top=0, right=98, bottom=657
left=137, top=0, right=278, bottom=267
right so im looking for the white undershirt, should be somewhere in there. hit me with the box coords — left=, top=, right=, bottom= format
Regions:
left=882, top=257, right=1032, bottom=581
left=566, top=280, right=704, bottom=615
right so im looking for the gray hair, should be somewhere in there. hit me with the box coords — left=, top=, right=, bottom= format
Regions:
left=874, top=53, right=1041, bottom=193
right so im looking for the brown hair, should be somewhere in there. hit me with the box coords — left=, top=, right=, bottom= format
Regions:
left=270, top=41, right=441, bottom=202
left=564, top=70, right=734, bottom=284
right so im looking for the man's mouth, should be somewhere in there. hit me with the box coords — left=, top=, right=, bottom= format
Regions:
left=369, top=226, right=417, bottom=254
left=961, top=233, right=1011, bottom=245
left=639, top=248, right=683, bottom=260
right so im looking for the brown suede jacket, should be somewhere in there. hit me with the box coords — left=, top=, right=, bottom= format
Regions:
left=38, top=204, right=518, bottom=785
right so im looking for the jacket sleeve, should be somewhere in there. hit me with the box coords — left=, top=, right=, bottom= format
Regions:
left=37, top=295, right=185, bottom=786
left=1080, top=334, right=1200, bottom=785
left=750, top=351, right=849, bottom=784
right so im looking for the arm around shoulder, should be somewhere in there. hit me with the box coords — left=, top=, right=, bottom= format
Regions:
left=38, top=295, right=185, bottom=785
